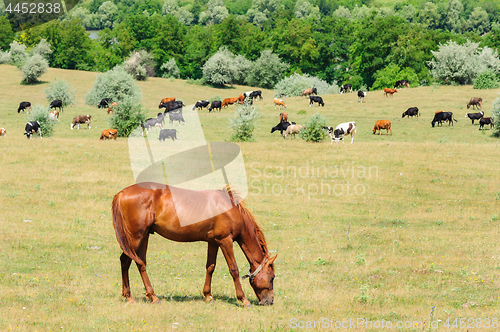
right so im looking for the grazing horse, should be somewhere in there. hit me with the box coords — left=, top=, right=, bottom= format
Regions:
left=112, top=184, right=277, bottom=307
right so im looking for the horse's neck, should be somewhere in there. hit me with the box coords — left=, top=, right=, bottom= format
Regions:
left=238, top=227, right=266, bottom=270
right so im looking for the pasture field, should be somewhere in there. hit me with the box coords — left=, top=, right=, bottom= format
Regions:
left=1, top=64, right=500, bottom=331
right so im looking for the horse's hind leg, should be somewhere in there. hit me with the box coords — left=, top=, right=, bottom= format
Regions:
left=120, top=253, right=134, bottom=303
left=135, top=234, right=160, bottom=303
left=203, top=243, right=219, bottom=303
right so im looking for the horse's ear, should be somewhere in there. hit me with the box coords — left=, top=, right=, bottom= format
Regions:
left=268, top=254, right=277, bottom=265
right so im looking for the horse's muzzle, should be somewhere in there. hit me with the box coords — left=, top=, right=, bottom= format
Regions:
left=259, top=296, right=274, bottom=305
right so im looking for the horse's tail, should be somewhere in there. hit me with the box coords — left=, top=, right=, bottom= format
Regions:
left=112, top=192, right=145, bottom=266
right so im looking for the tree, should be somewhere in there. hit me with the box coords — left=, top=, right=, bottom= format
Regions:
left=246, top=0, right=281, bottom=26
left=199, top=0, right=229, bottom=25
left=44, top=79, right=77, bottom=108
left=273, top=73, right=338, bottom=97
left=294, top=0, right=320, bottom=22
left=31, top=39, right=52, bottom=59
left=492, top=94, right=500, bottom=137
left=0, top=16, right=15, bottom=50
left=202, top=47, right=236, bottom=86
left=124, top=50, right=156, bottom=80
left=85, top=66, right=142, bottom=106
left=332, top=6, right=350, bottom=20
left=21, top=54, right=49, bottom=84
left=467, top=7, right=490, bottom=34
left=443, top=0, right=465, bottom=33
left=160, top=58, right=181, bottom=78
left=232, top=54, right=252, bottom=85
left=372, top=64, right=419, bottom=90
left=98, top=1, right=119, bottom=29
left=9, top=41, right=28, bottom=68
left=162, top=0, right=194, bottom=25
left=246, top=50, right=289, bottom=88
left=418, top=2, right=441, bottom=30
left=473, top=70, right=499, bottom=89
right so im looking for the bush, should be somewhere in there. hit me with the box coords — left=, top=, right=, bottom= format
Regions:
left=44, top=79, right=77, bottom=108
left=31, top=39, right=52, bottom=59
left=274, top=73, right=339, bottom=97
left=123, top=50, right=156, bottom=80
left=160, top=58, right=180, bottom=78
left=25, top=104, right=57, bottom=137
left=372, top=64, right=419, bottom=90
left=492, top=94, right=500, bottom=138
left=85, top=66, right=142, bottom=106
left=0, top=50, right=9, bottom=64
left=233, top=55, right=252, bottom=85
left=299, top=113, right=326, bottom=142
left=21, top=54, right=48, bottom=84
left=473, top=70, right=500, bottom=89
left=108, top=99, right=147, bottom=137
left=10, top=41, right=28, bottom=68
left=209, top=95, right=222, bottom=102
left=229, top=104, right=260, bottom=142
left=246, top=50, right=289, bottom=89
left=202, top=47, right=236, bottom=87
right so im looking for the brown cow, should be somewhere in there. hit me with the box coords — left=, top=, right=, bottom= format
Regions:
left=384, top=88, right=398, bottom=97
left=222, top=97, right=239, bottom=108
left=107, top=102, right=118, bottom=114
left=301, top=88, right=317, bottom=97
left=279, top=112, right=288, bottom=123
left=71, top=115, right=92, bottom=130
left=100, top=129, right=118, bottom=140
left=479, top=117, right=493, bottom=130
left=0, top=128, right=5, bottom=137
left=467, top=97, right=482, bottom=110
left=373, top=120, right=392, bottom=135
left=159, top=97, right=175, bottom=108
left=237, top=94, right=246, bottom=104
left=274, top=98, right=286, bottom=110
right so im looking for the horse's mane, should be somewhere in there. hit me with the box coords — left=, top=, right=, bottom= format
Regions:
left=220, top=186, right=268, bottom=255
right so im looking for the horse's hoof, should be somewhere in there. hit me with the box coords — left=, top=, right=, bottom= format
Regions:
left=204, top=295, right=214, bottom=303
left=126, top=297, right=135, bottom=304
left=243, top=303, right=252, bottom=309
left=151, top=296, right=160, bottom=304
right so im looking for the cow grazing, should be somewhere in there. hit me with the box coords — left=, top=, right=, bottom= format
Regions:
left=301, top=88, right=317, bottom=97
left=465, top=111, right=484, bottom=125
left=17, top=101, right=31, bottom=113
left=160, top=101, right=183, bottom=113
left=192, top=100, right=209, bottom=111
left=283, top=124, right=303, bottom=139
left=71, top=115, right=91, bottom=130
left=208, top=100, right=222, bottom=112
left=340, top=84, right=353, bottom=94
left=274, top=98, right=286, bottom=110
left=271, top=121, right=295, bottom=135
left=24, top=121, right=42, bottom=139
left=479, top=117, right=493, bottom=130
left=0, top=128, right=6, bottom=137
left=50, top=100, right=63, bottom=111
left=402, top=107, right=419, bottom=118
left=249, top=90, right=263, bottom=100
left=373, top=120, right=392, bottom=135
left=222, top=97, right=239, bottom=108
left=98, top=98, right=112, bottom=108
left=357, top=90, right=366, bottom=103
left=142, top=116, right=164, bottom=134
left=159, top=97, right=175, bottom=108
left=394, top=80, right=409, bottom=89
left=279, top=112, right=288, bottom=123
left=330, top=122, right=357, bottom=144
left=384, top=88, right=397, bottom=97
left=49, top=110, right=60, bottom=121
left=169, top=111, right=185, bottom=125
left=467, top=97, right=482, bottom=110
left=237, top=94, right=246, bottom=104
left=159, top=129, right=178, bottom=141
left=309, top=96, right=324, bottom=107
left=107, top=102, right=118, bottom=114
left=431, top=112, right=456, bottom=127
left=100, top=129, right=118, bottom=140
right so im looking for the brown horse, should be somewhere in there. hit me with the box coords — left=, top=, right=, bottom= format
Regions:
left=112, top=183, right=276, bottom=307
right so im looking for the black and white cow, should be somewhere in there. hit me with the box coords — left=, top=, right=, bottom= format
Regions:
left=402, top=107, right=419, bottom=118
left=357, top=90, right=366, bottom=103
left=160, top=101, right=183, bottom=112
left=271, top=121, right=296, bottom=135
left=142, top=116, right=164, bottom=134
left=432, top=112, right=456, bottom=127
left=327, top=122, right=356, bottom=144
left=394, top=79, right=409, bottom=88
left=18, top=101, right=32, bottom=113
left=249, top=90, right=263, bottom=100
left=98, top=98, right=112, bottom=108
left=479, top=117, right=493, bottom=130
left=169, top=111, right=185, bottom=125
left=50, top=100, right=63, bottom=112
left=309, top=96, right=324, bottom=107
left=192, top=100, right=210, bottom=111
left=208, top=100, right=222, bottom=112
left=24, top=121, right=42, bottom=139
left=159, top=129, right=178, bottom=141
left=465, top=111, right=484, bottom=125
left=340, top=84, right=353, bottom=94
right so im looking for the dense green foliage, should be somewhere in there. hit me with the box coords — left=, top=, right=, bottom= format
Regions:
left=473, top=70, right=500, bottom=89
left=492, top=93, right=500, bottom=137
left=123, top=50, right=156, bottom=80
left=44, top=79, right=77, bottom=108
left=107, top=98, right=147, bottom=137
left=274, top=73, right=338, bottom=97
left=0, top=16, right=14, bottom=50
left=299, top=113, right=327, bottom=142
left=25, top=105, right=57, bottom=137
left=229, top=104, right=260, bottom=142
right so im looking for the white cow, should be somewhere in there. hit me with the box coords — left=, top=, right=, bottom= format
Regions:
left=329, top=122, right=356, bottom=144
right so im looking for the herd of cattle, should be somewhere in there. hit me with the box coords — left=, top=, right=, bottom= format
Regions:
left=1, top=83, right=495, bottom=142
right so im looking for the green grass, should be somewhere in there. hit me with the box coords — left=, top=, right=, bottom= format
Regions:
left=1, top=64, right=500, bottom=331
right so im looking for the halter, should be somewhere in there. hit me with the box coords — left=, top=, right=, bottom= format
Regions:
left=242, top=256, right=268, bottom=281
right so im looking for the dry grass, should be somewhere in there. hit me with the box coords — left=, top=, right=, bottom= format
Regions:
left=1, top=64, right=500, bottom=331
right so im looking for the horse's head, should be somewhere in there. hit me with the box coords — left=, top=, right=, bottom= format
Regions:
left=247, top=254, right=277, bottom=305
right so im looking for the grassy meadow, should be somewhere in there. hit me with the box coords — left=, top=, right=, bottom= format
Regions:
left=1, top=64, right=500, bottom=331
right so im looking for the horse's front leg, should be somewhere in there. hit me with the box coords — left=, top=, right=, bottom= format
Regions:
left=219, top=238, right=251, bottom=307
left=203, top=243, right=219, bottom=303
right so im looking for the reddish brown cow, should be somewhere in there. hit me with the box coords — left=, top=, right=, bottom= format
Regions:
left=373, top=120, right=392, bottom=135
left=222, top=97, right=239, bottom=108
left=71, top=115, right=92, bottom=130
left=384, top=88, right=398, bottom=97
left=237, top=94, right=246, bottom=104
left=0, top=128, right=5, bottom=137
left=100, top=129, right=118, bottom=140
left=279, top=112, right=288, bottom=122
left=107, top=102, right=118, bottom=114
left=159, top=97, right=175, bottom=108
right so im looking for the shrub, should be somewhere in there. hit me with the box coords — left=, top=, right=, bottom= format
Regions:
left=160, top=58, right=180, bottom=78
left=209, top=95, right=222, bottom=102
left=31, top=39, right=52, bottom=59
left=233, top=55, right=252, bottom=85
left=108, top=98, right=147, bottom=137
left=202, top=47, right=236, bottom=87
left=246, top=50, right=289, bottom=89
left=372, top=64, right=419, bottom=90
left=85, top=66, right=142, bottom=106
left=9, top=41, right=27, bottom=68
left=0, top=50, right=9, bottom=64
left=492, top=94, right=500, bottom=138
left=299, top=113, right=327, bottom=142
left=25, top=104, right=56, bottom=137
left=123, top=50, right=156, bottom=81
left=21, top=54, right=48, bottom=84
left=44, top=79, right=77, bottom=108
left=229, top=103, right=260, bottom=142
left=473, top=70, right=500, bottom=89
left=274, top=73, right=339, bottom=97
